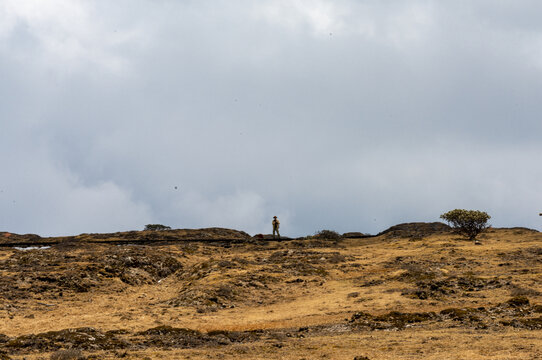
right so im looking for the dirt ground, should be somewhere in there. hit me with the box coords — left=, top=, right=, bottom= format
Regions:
left=0, top=225, right=540, bottom=359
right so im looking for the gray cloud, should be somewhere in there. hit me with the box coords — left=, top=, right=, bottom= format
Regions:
left=2, top=1, right=542, bottom=236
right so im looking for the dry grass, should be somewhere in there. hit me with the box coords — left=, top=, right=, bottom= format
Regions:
left=0, top=227, right=541, bottom=359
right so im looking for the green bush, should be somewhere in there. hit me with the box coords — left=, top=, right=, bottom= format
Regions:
left=440, top=209, right=490, bottom=241
left=144, top=224, right=172, bottom=231
left=314, top=230, right=342, bottom=240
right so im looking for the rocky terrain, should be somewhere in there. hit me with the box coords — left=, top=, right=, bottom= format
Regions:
left=0, top=224, right=540, bottom=359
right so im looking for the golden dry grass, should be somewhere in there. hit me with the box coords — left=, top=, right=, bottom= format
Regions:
left=1, top=227, right=541, bottom=359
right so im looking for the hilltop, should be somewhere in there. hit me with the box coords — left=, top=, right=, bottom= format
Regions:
left=0, top=227, right=252, bottom=247
left=0, top=224, right=540, bottom=359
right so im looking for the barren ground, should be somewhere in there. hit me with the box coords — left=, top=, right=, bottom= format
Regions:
left=0, top=225, right=540, bottom=359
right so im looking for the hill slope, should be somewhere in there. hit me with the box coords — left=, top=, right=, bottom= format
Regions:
left=0, top=226, right=540, bottom=359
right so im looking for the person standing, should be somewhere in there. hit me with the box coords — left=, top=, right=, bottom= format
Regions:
left=272, top=216, right=280, bottom=239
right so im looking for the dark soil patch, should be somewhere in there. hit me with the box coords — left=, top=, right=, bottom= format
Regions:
left=278, top=262, right=328, bottom=277
left=390, top=256, right=510, bottom=300
left=135, top=326, right=218, bottom=348
left=499, top=247, right=542, bottom=264
left=349, top=298, right=542, bottom=331
left=439, top=307, right=484, bottom=322
left=500, top=317, right=542, bottom=330
left=4, top=327, right=129, bottom=352
left=349, top=311, right=438, bottom=330
left=176, top=257, right=249, bottom=281
left=166, top=271, right=281, bottom=310
left=135, top=326, right=268, bottom=348
left=402, top=276, right=508, bottom=300
left=264, top=249, right=351, bottom=277
left=267, top=250, right=350, bottom=265
left=100, top=247, right=182, bottom=285
left=0, top=246, right=182, bottom=299
left=167, top=284, right=239, bottom=310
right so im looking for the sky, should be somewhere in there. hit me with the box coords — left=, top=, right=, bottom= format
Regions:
left=2, top=0, right=542, bottom=237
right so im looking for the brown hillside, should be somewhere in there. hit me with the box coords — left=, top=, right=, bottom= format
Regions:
left=0, top=225, right=540, bottom=359
left=0, top=228, right=251, bottom=247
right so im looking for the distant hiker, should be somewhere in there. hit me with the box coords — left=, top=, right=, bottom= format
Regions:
left=272, top=216, right=280, bottom=239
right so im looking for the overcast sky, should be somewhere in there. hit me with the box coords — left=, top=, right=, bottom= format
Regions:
left=2, top=1, right=542, bottom=237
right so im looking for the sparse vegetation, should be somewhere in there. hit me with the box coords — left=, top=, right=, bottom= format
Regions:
left=440, top=209, right=491, bottom=241
left=50, top=349, right=85, bottom=360
left=0, top=224, right=541, bottom=359
left=314, top=229, right=342, bottom=240
left=144, top=224, right=172, bottom=231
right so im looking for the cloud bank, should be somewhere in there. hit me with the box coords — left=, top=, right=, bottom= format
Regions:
left=2, top=1, right=542, bottom=236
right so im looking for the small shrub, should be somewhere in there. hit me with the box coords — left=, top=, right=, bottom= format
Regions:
left=144, top=224, right=172, bottom=231
left=440, top=209, right=490, bottom=241
left=314, top=230, right=342, bottom=240
left=506, top=296, right=530, bottom=308
left=50, top=349, right=85, bottom=360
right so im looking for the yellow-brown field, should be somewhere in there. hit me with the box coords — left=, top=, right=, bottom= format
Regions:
left=0, top=226, right=540, bottom=359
